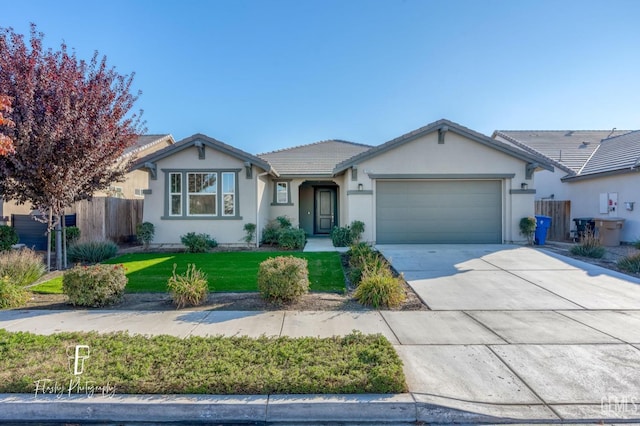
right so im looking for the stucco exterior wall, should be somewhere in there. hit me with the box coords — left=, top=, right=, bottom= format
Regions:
left=565, top=173, right=640, bottom=243
left=534, top=168, right=572, bottom=201
left=344, top=131, right=538, bottom=244
left=143, top=146, right=259, bottom=245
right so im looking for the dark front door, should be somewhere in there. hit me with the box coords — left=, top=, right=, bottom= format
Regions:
left=315, top=187, right=336, bottom=234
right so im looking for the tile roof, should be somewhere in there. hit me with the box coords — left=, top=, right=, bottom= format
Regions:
left=123, top=134, right=174, bottom=157
left=576, top=130, right=640, bottom=177
left=493, top=130, right=631, bottom=173
left=258, top=140, right=372, bottom=176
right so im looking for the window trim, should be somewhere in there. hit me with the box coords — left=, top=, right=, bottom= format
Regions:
left=169, top=172, right=182, bottom=216
left=221, top=172, right=236, bottom=217
left=187, top=172, right=217, bottom=216
left=272, top=179, right=293, bottom=206
left=162, top=169, right=242, bottom=220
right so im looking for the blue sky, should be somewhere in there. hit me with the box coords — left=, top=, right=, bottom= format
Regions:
left=3, top=0, right=639, bottom=153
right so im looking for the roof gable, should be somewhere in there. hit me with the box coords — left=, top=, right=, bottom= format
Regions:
left=132, top=133, right=276, bottom=176
left=335, top=119, right=554, bottom=174
left=259, top=140, right=371, bottom=176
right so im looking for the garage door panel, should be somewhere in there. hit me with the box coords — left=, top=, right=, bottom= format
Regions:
left=376, top=181, right=502, bottom=244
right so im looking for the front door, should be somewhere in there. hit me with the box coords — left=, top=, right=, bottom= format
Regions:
left=315, top=187, right=336, bottom=234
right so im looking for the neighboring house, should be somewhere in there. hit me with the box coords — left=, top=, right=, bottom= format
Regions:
left=0, top=134, right=175, bottom=248
left=493, top=130, right=640, bottom=242
left=134, top=119, right=554, bottom=246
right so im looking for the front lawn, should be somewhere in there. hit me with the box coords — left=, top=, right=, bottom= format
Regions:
left=0, top=330, right=406, bottom=395
left=31, top=251, right=345, bottom=294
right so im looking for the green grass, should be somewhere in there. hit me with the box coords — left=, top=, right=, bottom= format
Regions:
left=0, top=330, right=406, bottom=395
left=31, top=252, right=345, bottom=294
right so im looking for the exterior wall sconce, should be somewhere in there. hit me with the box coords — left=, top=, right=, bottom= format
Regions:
left=625, top=201, right=635, bottom=211
left=520, top=183, right=528, bottom=190
left=358, top=183, right=364, bottom=191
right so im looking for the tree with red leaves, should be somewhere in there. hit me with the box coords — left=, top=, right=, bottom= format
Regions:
left=0, top=25, right=144, bottom=269
left=0, top=95, right=15, bottom=155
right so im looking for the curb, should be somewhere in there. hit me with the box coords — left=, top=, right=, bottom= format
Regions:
left=3, top=393, right=639, bottom=424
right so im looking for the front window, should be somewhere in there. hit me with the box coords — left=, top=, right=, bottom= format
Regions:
left=187, top=172, right=217, bottom=215
left=222, top=172, right=235, bottom=216
left=169, top=173, right=182, bottom=216
left=276, top=182, right=288, bottom=204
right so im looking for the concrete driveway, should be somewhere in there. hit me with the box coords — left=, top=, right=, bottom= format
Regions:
left=377, top=244, right=640, bottom=422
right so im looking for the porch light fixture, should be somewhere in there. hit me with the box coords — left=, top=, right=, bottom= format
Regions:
left=358, top=183, right=364, bottom=191
left=520, top=182, right=528, bottom=190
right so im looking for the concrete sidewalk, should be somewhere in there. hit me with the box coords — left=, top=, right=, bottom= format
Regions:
left=1, top=245, right=640, bottom=424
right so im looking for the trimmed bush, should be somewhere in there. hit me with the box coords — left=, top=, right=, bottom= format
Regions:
left=167, top=263, right=209, bottom=309
left=0, top=248, right=46, bottom=287
left=570, top=231, right=605, bottom=259
left=136, top=222, right=155, bottom=249
left=261, top=221, right=281, bottom=245
left=278, top=228, right=306, bottom=250
left=67, top=240, right=119, bottom=264
left=243, top=223, right=257, bottom=245
left=618, top=253, right=640, bottom=274
left=180, top=232, right=218, bottom=253
left=330, top=226, right=352, bottom=247
left=331, top=220, right=366, bottom=247
left=257, top=256, right=309, bottom=303
left=63, top=264, right=127, bottom=307
left=354, top=274, right=406, bottom=309
left=519, top=217, right=536, bottom=245
left=0, top=225, right=18, bottom=251
left=0, top=276, right=30, bottom=309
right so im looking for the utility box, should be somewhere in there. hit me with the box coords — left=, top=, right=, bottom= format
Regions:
left=594, top=218, right=625, bottom=246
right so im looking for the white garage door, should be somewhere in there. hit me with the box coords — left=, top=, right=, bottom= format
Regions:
left=376, top=180, right=502, bottom=244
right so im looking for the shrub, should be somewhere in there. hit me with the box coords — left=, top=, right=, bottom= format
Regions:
left=278, top=228, right=306, bottom=250
left=50, top=226, right=81, bottom=250
left=275, top=215, right=292, bottom=229
left=243, top=223, right=257, bottom=245
left=180, top=232, right=218, bottom=253
left=0, top=225, right=18, bottom=251
left=67, top=240, right=119, bottom=264
left=634, top=240, right=640, bottom=250
left=0, top=248, right=46, bottom=287
left=0, top=276, right=30, bottom=309
left=570, top=230, right=605, bottom=259
left=347, top=243, right=390, bottom=286
left=136, top=222, right=155, bottom=249
left=63, top=264, right=127, bottom=307
left=332, top=220, right=366, bottom=247
left=519, top=217, right=536, bottom=245
left=331, top=226, right=352, bottom=247
left=618, top=253, right=640, bottom=274
left=257, top=256, right=309, bottom=303
left=261, top=221, right=281, bottom=245
left=354, top=274, right=406, bottom=309
left=167, top=263, right=209, bottom=309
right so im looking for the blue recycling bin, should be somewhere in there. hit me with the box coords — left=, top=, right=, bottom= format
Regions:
left=534, top=215, right=552, bottom=245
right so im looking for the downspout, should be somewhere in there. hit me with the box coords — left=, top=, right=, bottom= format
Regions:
left=256, top=171, right=269, bottom=248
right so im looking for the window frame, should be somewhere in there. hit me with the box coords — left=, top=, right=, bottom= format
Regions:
left=272, top=180, right=293, bottom=206
left=162, top=169, right=242, bottom=220
left=169, top=172, right=182, bottom=216
left=187, top=172, right=218, bottom=216
left=222, top=172, right=236, bottom=217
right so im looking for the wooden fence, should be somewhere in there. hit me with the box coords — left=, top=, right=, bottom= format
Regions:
left=76, top=197, right=143, bottom=243
left=535, top=200, right=571, bottom=241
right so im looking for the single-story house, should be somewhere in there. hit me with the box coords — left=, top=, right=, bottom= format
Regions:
left=493, top=129, right=640, bottom=243
left=133, top=119, right=554, bottom=246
